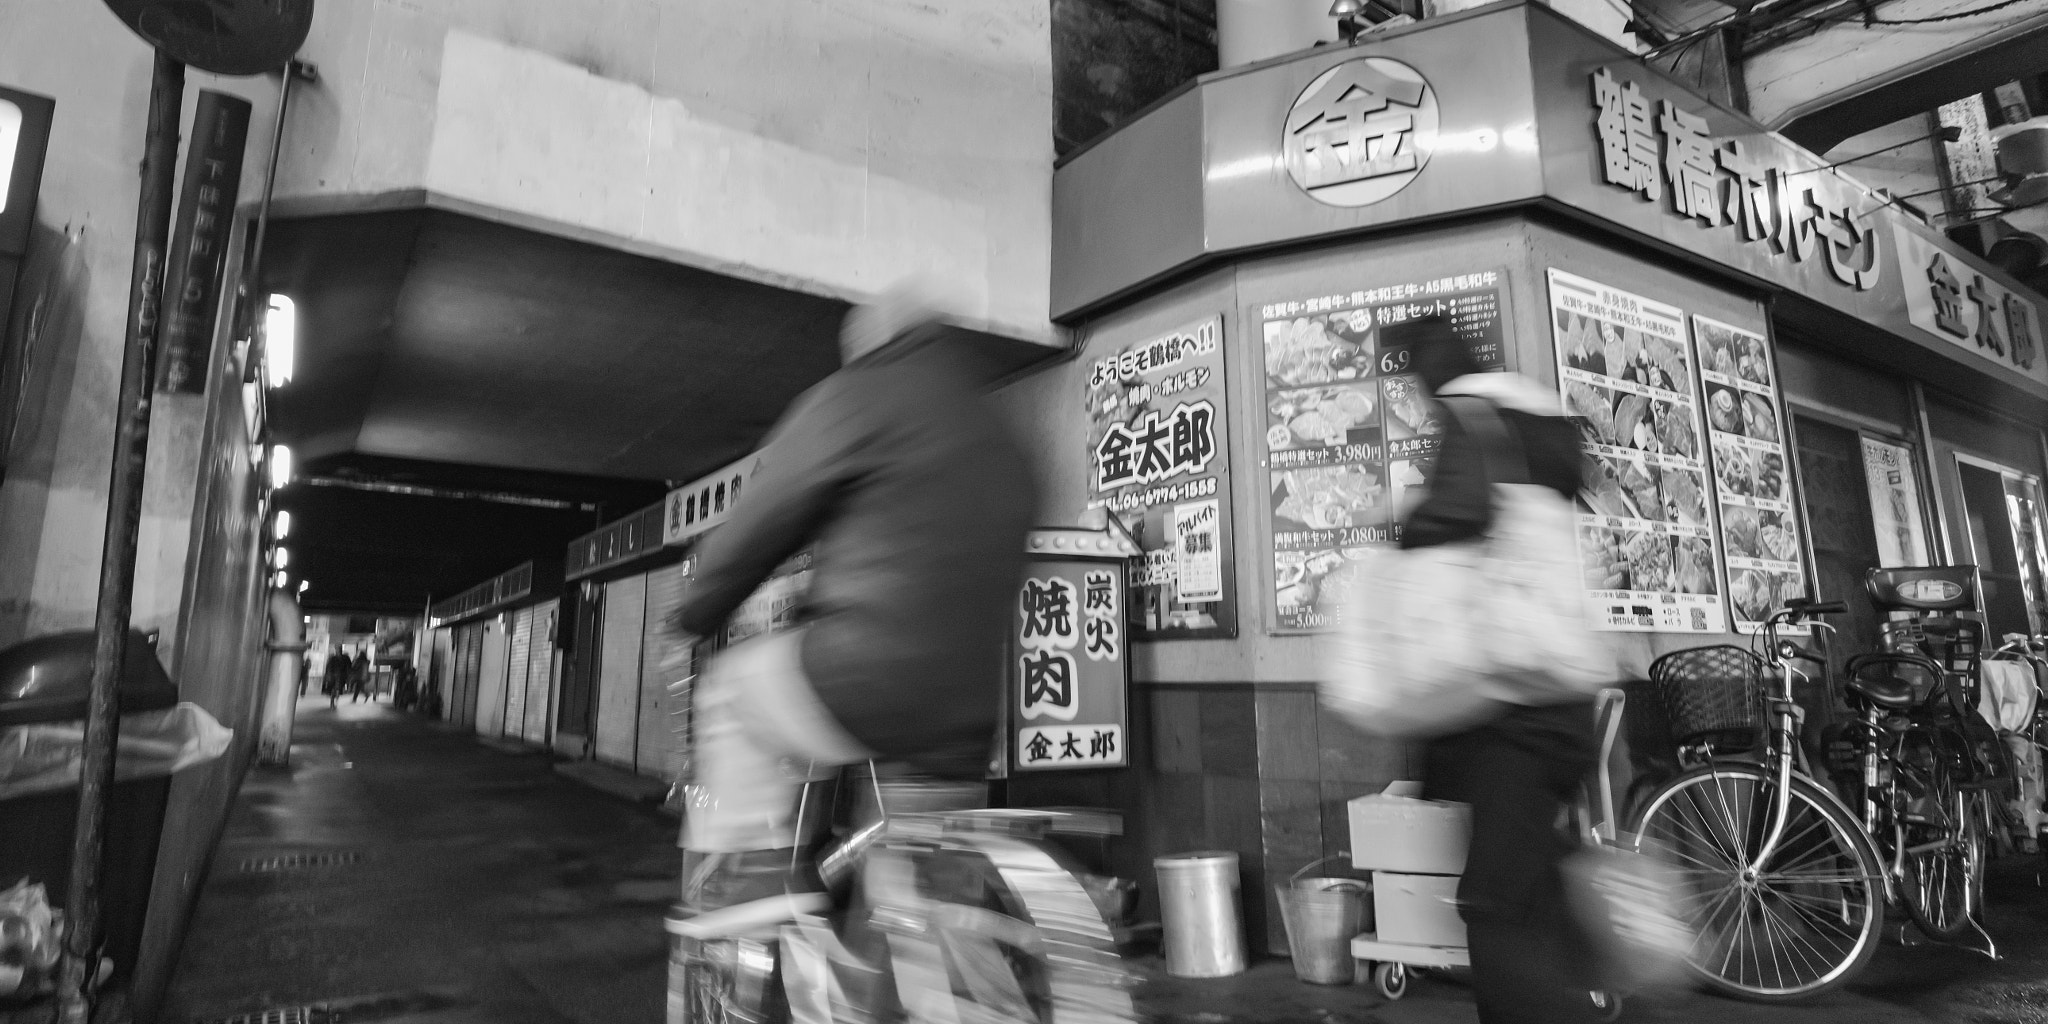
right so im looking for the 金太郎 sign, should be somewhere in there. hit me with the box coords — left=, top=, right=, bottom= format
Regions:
left=1086, top=317, right=1236, bottom=638
left=1283, top=57, right=1439, bottom=207
left=1014, top=563, right=1128, bottom=770
left=1890, top=224, right=2047, bottom=388
left=1589, top=68, right=1882, bottom=295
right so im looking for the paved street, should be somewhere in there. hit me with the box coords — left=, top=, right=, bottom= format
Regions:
left=166, top=701, right=2048, bottom=1023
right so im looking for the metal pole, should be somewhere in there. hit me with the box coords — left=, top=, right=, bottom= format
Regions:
left=57, top=51, right=185, bottom=1023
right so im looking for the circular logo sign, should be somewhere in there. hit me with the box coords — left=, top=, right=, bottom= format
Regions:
left=1282, top=57, right=1439, bottom=207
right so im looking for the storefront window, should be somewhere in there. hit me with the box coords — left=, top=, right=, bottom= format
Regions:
left=1956, top=457, right=2048, bottom=638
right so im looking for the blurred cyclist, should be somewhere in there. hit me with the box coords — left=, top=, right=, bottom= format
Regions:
left=672, top=279, right=1039, bottom=930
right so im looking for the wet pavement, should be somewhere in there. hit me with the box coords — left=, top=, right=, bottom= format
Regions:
left=164, top=700, right=2048, bottom=1023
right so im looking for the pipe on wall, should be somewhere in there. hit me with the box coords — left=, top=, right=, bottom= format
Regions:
left=256, top=587, right=306, bottom=765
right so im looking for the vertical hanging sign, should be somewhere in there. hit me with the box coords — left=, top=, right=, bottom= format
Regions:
left=157, top=90, right=251, bottom=394
left=1012, top=532, right=1130, bottom=772
left=1085, top=316, right=1236, bottom=638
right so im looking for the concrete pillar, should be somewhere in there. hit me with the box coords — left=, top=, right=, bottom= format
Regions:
left=1216, top=0, right=1335, bottom=68
left=257, top=588, right=305, bottom=765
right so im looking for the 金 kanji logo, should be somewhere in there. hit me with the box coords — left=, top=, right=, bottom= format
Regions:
left=1282, top=58, right=1438, bottom=207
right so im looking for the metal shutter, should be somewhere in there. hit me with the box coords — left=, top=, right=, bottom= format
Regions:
left=594, top=574, right=647, bottom=768
left=475, top=617, right=511, bottom=737
left=637, top=563, right=689, bottom=779
left=505, top=607, right=534, bottom=740
left=524, top=600, right=558, bottom=743
left=454, top=624, right=483, bottom=727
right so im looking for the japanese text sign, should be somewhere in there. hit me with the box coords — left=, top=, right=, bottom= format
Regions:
left=1891, top=225, right=2048, bottom=389
left=1590, top=69, right=1882, bottom=296
left=1013, top=560, right=1129, bottom=771
left=1085, top=317, right=1237, bottom=639
left=664, top=454, right=759, bottom=547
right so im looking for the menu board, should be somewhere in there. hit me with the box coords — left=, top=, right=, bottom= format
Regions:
left=1548, top=270, right=1724, bottom=633
left=1694, top=316, right=1808, bottom=632
left=1259, top=271, right=1510, bottom=632
left=1085, top=317, right=1236, bottom=638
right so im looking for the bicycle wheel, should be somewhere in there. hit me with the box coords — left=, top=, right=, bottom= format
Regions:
left=1901, top=788, right=1988, bottom=942
left=1632, top=764, right=1885, bottom=1002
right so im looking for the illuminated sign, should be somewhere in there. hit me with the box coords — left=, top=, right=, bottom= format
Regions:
left=1283, top=58, right=1439, bottom=207
left=0, top=100, right=19, bottom=215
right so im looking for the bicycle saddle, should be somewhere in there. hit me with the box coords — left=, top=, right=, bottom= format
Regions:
left=1843, top=653, right=1938, bottom=710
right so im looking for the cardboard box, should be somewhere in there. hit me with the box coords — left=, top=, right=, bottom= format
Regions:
left=1347, top=782, right=1471, bottom=875
left=1373, top=871, right=1466, bottom=949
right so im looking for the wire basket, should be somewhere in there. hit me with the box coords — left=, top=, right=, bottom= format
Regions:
left=1649, top=645, right=1766, bottom=748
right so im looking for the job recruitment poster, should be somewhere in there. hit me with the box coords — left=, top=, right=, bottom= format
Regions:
left=1549, top=270, right=1724, bottom=633
left=1085, top=317, right=1236, bottom=639
left=1260, top=271, right=1509, bottom=632
left=1694, top=316, right=1809, bottom=632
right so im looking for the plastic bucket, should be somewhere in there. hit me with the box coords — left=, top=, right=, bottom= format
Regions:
left=1155, top=851, right=1246, bottom=977
left=1277, top=877, right=1369, bottom=984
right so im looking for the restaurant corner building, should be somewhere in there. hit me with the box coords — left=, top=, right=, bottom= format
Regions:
left=999, top=0, right=2048, bottom=954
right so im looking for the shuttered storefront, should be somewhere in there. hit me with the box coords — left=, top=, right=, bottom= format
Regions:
left=637, top=564, right=688, bottom=779
left=523, top=600, right=558, bottom=744
left=452, top=623, right=484, bottom=728
left=594, top=574, right=647, bottom=768
left=505, top=607, right=534, bottom=739
left=475, top=617, right=511, bottom=737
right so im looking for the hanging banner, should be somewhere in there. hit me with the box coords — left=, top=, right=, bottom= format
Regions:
left=1693, top=315, right=1808, bottom=632
left=157, top=90, right=251, bottom=395
left=1260, top=270, right=1509, bottom=632
left=1085, top=316, right=1236, bottom=638
left=1549, top=269, right=1723, bottom=633
left=1012, top=559, right=1129, bottom=771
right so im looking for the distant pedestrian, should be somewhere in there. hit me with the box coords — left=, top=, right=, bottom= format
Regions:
left=350, top=651, right=371, bottom=703
left=323, top=651, right=350, bottom=709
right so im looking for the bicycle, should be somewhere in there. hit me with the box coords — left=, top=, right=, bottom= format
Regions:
left=1836, top=575, right=2009, bottom=951
left=1628, top=598, right=1889, bottom=1003
left=669, top=766, right=1139, bottom=1024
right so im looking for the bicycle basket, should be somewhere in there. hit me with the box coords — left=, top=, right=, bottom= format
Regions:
left=1649, top=646, right=1766, bottom=748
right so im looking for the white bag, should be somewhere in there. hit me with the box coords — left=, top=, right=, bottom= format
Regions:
left=1321, top=394, right=1611, bottom=739
left=1564, top=839, right=1695, bottom=992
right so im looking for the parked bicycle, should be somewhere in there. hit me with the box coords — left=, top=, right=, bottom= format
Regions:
left=1833, top=567, right=2008, bottom=951
left=1630, top=597, right=1889, bottom=1003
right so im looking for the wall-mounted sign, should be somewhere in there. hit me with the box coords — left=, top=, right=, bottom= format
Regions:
left=1890, top=223, right=2046, bottom=388
left=1549, top=269, right=1724, bottom=634
left=663, top=453, right=761, bottom=547
left=0, top=85, right=53, bottom=259
left=1590, top=68, right=1883, bottom=296
left=1085, top=317, right=1236, bottom=638
left=1259, top=270, right=1508, bottom=632
left=1861, top=436, right=1931, bottom=568
left=1693, top=315, right=1806, bottom=633
left=1010, top=529, right=1132, bottom=772
left=1283, top=58, right=1439, bottom=207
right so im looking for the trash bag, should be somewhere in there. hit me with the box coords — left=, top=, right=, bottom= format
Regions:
left=0, top=703, right=232, bottom=801
left=0, top=880, right=63, bottom=1000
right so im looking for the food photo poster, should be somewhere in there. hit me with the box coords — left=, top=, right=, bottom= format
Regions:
left=1259, top=271, right=1509, bottom=631
left=1694, top=315, right=1809, bottom=633
left=1084, top=316, right=1238, bottom=639
left=1549, top=269, right=1726, bottom=634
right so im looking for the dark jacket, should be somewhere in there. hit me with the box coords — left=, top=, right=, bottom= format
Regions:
left=1400, top=377, right=1582, bottom=550
left=676, top=336, right=1039, bottom=778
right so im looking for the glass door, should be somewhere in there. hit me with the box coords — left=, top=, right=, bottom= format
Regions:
left=1955, top=454, right=2048, bottom=638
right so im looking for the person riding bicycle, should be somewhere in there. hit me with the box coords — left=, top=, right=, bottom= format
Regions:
left=671, top=278, right=1040, bottom=931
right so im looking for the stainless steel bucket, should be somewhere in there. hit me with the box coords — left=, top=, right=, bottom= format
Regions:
left=1277, top=877, right=1369, bottom=984
left=1155, top=851, right=1246, bottom=978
